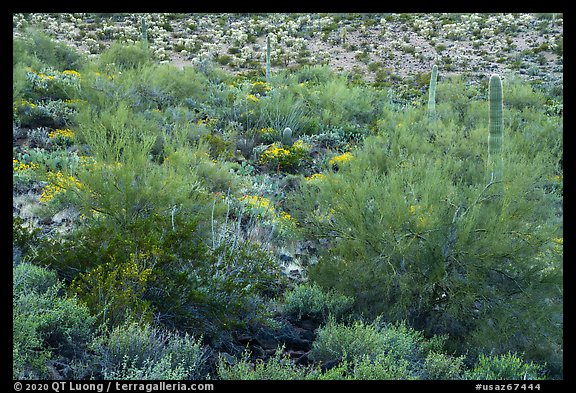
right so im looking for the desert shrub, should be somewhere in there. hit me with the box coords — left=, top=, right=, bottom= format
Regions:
left=13, top=263, right=95, bottom=379
left=94, top=321, right=207, bottom=380
left=99, top=42, right=151, bottom=71
left=310, top=318, right=424, bottom=367
left=464, top=353, right=546, bottom=380
left=423, top=351, right=465, bottom=380
left=282, top=282, right=354, bottom=323
left=292, top=77, right=562, bottom=376
left=258, top=139, right=311, bottom=172
left=105, top=64, right=209, bottom=112
left=504, top=75, right=547, bottom=111
left=259, top=88, right=306, bottom=132
left=25, top=96, right=281, bottom=339
left=13, top=29, right=84, bottom=71
left=217, top=347, right=314, bottom=380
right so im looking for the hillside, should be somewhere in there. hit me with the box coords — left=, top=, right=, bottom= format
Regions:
left=13, top=13, right=563, bottom=382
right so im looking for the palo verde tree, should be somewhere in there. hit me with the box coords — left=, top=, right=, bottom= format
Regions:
left=292, top=76, right=563, bottom=376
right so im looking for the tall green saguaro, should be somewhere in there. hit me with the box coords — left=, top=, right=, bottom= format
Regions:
left=266, top=35, right=271, bottom=83
left=487, top=74, right=504, bottom=184
left=141, top=16, right=148, bottom=49
left=428, top=64, right=438, bottom=119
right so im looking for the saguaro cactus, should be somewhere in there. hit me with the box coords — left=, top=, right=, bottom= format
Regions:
left=428, top=64, right=438, bottom=119
left=282, top=127, right=293, bottom=147
left=266, top=35, right=271, bottom=83
left=487, top=73, right=503, bottom=184
left=141, top=16, right=148, bottom=49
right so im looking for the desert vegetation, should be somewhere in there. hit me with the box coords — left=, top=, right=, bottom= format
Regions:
left=13, top=13, right=562, bottom=381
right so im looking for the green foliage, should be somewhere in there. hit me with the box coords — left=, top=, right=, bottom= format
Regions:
left=281, top=282, right=354, bottom=323
left=217, top=347, right=315, bottom=380
left=12, top=24, right=563, bottom=381
left=293, top=76, right=562, bottom=375
left=311, top=318, right=424, bottom=367
left=13, top=263, right=95, bottom=379
left=13, top=29, right=85, bottom=71
left=424, top=351, right=465, bottom=379
left=94, top=321, right=207, bottom=380
left=99, top=42, right=151, bottom=71
left=465, top=353, right=546, bottom=380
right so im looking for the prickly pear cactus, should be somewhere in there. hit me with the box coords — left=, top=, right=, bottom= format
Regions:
left=487, top=74, right=503, bottom=184
left=428, top=64, right=438, bottom=119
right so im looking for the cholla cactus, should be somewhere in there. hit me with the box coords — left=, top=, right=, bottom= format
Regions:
left=487, top=74, right=503, bottom=184
left=428, top=64, right=438, bottom=119
left=282, top=127, right=293, bottom=147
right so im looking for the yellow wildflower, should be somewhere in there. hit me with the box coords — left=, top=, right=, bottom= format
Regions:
left=246, top=94, right=260, bottom=103
left=305, top=173, right=325, bottom=181
left=13, top=159, right=39, bottom=172
left=328, top=152, right=353, bottom=166
left=39, top=171, right=82, bottom=203
left=48, top=128, right=75, bottom=139
left=62, top=69, right=81, bottom=78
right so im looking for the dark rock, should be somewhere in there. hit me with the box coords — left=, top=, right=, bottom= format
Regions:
left=299, top=319, right=319, bottom=332
left=284, top=336, right=312, bottom=351
left=219, top=352, right=236, bottom=366
left=320, top=358, right=342, bottom=372
left=237, top=334, right=254, bottom=345
left=250, top=345, right=266, bottom=358
left=294, top=326, right=315, bottom=342
left=294, top=351, right=311, bottom=366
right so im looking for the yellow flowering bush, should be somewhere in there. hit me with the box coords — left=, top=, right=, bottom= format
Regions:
left=259, top=139, right=310, bottom=172
left=250, top=81, right=271, bottom=95
left=239, top=195, right=298, bottom=235
left=305, top=173, right=325, bottom=182
left=70, top=252, right=155, bottom=325
left=13, top=158, right=39, bottom=172
left=13, top=158, right=40, bottom=190
left=39, top=171, right=82, bottom=203
left=328, top=151, right=353, bottom=167
left=48, top=128, right=75, bottom=139
left=25, top=67, right=81, bottom=99
left=48, top=128, right=75, bottom=146
left=246, top=94, right=260, bottom=103
left=239, top=195, right=276, bottom=219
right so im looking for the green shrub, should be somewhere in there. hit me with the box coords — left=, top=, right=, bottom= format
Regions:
left=465, top=353, right=546, bottom=380
left=282, top=283, right=354, bottom=323
left=217, top=347, right=314, bottom=380
left=13, top=29, right=84, bottom=71
left=424, top=351, right=465, bottom=379
left=99, top=42, right=151, bottom=71
left=293, top=76, right=562, bottom=376
left=310, top=318, right=424, bottom=367
left=13, top=263, right=95, bottom=379
left=95, top=321, right=207, bottom=380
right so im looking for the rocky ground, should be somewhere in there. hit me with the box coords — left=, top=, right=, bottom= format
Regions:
left=13, top=13, right=563, bottom=89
